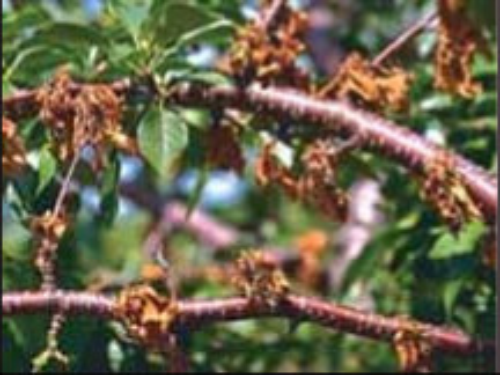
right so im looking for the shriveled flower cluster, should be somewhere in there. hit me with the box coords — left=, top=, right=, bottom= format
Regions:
left=418, top=151, right=483, bottom=232
left=232, top=250, right=290, bottom=308
left=255, top=140, right=349, bottom=222
left=115, top=285, right=179, bottom=348
left=37, top=69, right=136, bottom=167
left=434, top=0, right=489, bottom=98
left=219, top=0, right=309, bottom=89
left=393, top=321, right=433, bottom=373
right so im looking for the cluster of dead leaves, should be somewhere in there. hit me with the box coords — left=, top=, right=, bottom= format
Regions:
left=318, top=52, right=413, bottom=113
left=37, top=69, right=137, bottom=168
left=232, top=250, right=290, bottom=307
left=219, top=0, right=309, bottom=89
left=255, top=140, right=349, bottom=222
left=205, top=122, right=245, bottom=174
left=393, top=322, right=433, bottom=373
left=2, top=117, right=27, bottom=178
left=116, top=284, right=179, bottom=348
left=434, top=0, right=490, bottom=98
left=418, top=151, right=483, bottom=232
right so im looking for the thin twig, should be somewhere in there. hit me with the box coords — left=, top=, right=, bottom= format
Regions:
left=371, top=11, right=438, bottom=67
left=258, top=0, right=287, bottom=32
left=52, top=150, right=81, bottom=218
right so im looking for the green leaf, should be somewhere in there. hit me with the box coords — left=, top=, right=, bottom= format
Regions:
left=2, top=322, right=29, bottom=373
left=99, top=155, right=121, bottom=227
left=36, top=147, right=57, bottom=196
left=138, top=106, right=189, bottom=178
left=428, top=221, right=487, bottom=260
left=144, top=1, right=220, bottom=48
left=27, top=22, right=110, bottom=49
left=443, top=279, right=465, bottom=317
left=175, top=18, right=234, bottom=48
left=2, top=79, right=14, bottom=96
left=107, top=0, right=153, bottom=41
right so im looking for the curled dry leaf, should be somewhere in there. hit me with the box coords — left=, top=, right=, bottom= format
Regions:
left=418, top=151, right=483, bottom=232
left=294, top=229, right=329, bottom=287
left=205, top=123, right=245, bottom=173
left=232, top=250, right=290, bottom=307
left=219, top=0, right=310, bottom=89
left=2, top=117, right=27, bottom=178
left=318, top=52, right=413, bottom=112
left=300, top=139, right=349, bottom=222
left=116, top=285, right=179, bottom=348
left=254, top=140, right=350, bottom=222
left=254, top=141, right=300, bottom=196
left=37, top=69, right=136, bottom=167
left=434, top=0, right=490, bottom=98
left=393, top=321, right=433, bottom=373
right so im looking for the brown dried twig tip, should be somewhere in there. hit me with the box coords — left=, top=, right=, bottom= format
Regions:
left=31, top=210, right=70, bottom=290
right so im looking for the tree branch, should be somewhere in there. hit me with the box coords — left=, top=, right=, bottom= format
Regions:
left=371, top=11, right=438, bottom=67
left=3, top=291, right=493, bottom=357
left=3, top=81, right=496, bottom=223
left=166, top=83, right=497, bottom=222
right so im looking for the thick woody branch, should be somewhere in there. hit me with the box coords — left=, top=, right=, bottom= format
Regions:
left=3, top=81, right=497, bottom=222
left=2, top=291, right=493, bottom=357
left=166, top=83, right=497, bottom=222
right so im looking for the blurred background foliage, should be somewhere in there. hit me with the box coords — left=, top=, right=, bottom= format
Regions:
left=2, top=0, right=496, bottom=372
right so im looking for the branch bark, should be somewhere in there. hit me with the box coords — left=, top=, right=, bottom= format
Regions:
left=3, top=80, right=497, bottom=223
left=166, top=83, right=497, bottom=222
left=3, top=290, right=493, bottom=357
